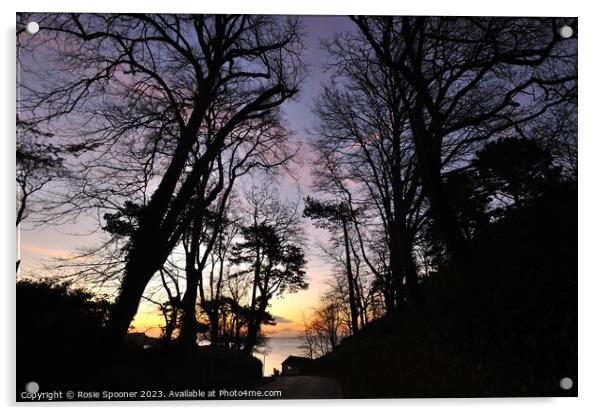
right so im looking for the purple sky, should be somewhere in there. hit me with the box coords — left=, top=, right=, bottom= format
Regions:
left=284, top=16, right=355, bottom=133
left=18, top=15, right=359, bottom=336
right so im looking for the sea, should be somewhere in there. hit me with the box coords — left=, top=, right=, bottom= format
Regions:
left=254, top=336, right=307, bottom=376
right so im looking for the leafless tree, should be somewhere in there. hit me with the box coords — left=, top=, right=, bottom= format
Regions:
left=18, top=14, right=305, bottom=342
left=350, top=16, right=577, bottom=267
left=312, top=30, right=428, bottom=309
left=303, top=289, right=350, bottom=357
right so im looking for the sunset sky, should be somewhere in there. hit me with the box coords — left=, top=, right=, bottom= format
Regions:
left=18, top=15, right=357, bottom=338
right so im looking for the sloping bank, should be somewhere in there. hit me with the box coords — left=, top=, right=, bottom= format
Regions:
left=312, top=191, right=577, bottom=398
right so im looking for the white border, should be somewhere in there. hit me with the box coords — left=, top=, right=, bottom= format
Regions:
left=3, top=1, right=599, bottom=414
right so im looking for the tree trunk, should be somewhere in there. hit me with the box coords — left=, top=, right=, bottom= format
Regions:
left=208, top=309, right=220, bottom=346
left=414, top=130, right=469, bottom=269
left=389, top=235, right=405, bottom=309
left=245, top=296, right=269, bottom=353
left=244, top=302, right=265, bottom=353
left=342, top=220, right=360, bottom=336
left=389, top=124, right=420, bottom=309
left=178, top=268, right=200, bottom=347
left=234, top=320, right=242, bottom=350
left=105, top=251, right=158, bottom=343
left=424, top=174, right=468, bottom=268
left=400, top=237, right=421, bottom=307
left=383, top=282, right=395, bottom=314
left=164, top=305, right=178, bottom=341
left=244, top=242, right=262, bottom=353
left=244, top=322, right=259, bottom=353
left=105, top=205, right=190, bottom=344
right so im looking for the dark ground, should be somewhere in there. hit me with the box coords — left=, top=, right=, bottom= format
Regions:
left=249, top=375, right=342, bottom=399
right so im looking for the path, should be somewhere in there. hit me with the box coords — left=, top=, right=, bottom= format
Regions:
left=249, top=375, right=343, bottom=399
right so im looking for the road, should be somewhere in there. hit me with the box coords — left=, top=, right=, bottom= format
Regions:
left=250, top=375, right=343, bottom=399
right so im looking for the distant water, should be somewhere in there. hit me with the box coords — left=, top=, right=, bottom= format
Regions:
left=254, top=336, right=307, bottom=376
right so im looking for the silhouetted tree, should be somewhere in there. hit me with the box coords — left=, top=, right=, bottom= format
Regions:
left=230, top=187, right=308, bottom=352
left=231, top=223, right=307, bottom=352
left=313, top=31, right=428, bottom=309
left=18, top=14, right=305, bottom=343
left=474, top=137, right=560, bottom=208
left=178, top=202, right=241, bottom=347
left=202, top=210, right=241, bottom=347
left=303, top=292, right=349, bottom=357
left=424, top=169, right=490, bottom=268
left=304, top=197, right=362, bottom=335
left=351, top=16, right=577, bottom=269
left=16, top=123, right=68, bottom=229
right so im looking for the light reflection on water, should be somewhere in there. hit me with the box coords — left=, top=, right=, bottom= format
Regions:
left=254, top=336, right=307, bottom=376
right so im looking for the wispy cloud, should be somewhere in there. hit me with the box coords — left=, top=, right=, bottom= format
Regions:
left=273, top=315, right=293, bottom=324
left=20, top=243, right=74, bottom=259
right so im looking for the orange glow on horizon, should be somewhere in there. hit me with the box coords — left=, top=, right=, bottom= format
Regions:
left=130, top=267, right=331, bottom=340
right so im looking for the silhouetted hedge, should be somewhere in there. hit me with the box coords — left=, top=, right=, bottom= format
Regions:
left=17, top=280, right=262, bottom=400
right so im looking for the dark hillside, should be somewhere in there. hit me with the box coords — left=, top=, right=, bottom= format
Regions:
left=313, top=184, right=577, bottom=398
